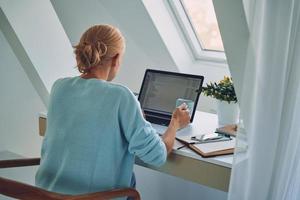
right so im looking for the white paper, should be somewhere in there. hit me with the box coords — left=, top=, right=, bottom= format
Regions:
left=194, top=138, right=236, bottom=154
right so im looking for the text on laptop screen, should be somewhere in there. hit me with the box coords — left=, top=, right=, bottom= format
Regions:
left=139, top=71, right=202, bottom=114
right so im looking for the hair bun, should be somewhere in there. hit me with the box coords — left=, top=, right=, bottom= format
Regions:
left=74, top=24, right=125, bottom=74
left=95, top=41, right=108, bottom=57
left=75, top=41, right=108, bottom=73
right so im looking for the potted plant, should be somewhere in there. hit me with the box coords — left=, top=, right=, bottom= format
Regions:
left=202, top=76, right=239, bottom=127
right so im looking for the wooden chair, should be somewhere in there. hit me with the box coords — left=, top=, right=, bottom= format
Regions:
left=0, top=158, right=141, bottom=200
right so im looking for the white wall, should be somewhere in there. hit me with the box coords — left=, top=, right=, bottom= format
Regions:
left=0, top=3, right=78, bottom=160
left=0, top=29, right=45, bottom=157
left=0, top=0, right=78, bottom=93
left=0, top=0, right=80, bottom=156
left=0, top=0, right=81, bottom=155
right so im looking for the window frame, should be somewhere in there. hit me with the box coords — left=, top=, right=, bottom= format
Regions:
left=167, top=0, right=226, bottom=63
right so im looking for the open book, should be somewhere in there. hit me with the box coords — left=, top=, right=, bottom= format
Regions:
left=175, top=135, right=236, bottom=158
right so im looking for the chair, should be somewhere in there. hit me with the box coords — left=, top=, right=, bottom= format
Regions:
left=0, top=158, right=141, bottom=200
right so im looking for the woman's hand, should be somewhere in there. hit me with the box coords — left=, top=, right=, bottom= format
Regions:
left=162, top=104, right=191, bottom=154
left=170, top=103, right=191, bottom=130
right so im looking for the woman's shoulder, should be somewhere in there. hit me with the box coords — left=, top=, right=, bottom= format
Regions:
left=50, top=77, right=69, bottom=92
left=53, top=77, right=74, bottom=85
left=107, top=82, right=136, bottom=99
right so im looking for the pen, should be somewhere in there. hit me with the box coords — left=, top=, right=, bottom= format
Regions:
left=191, top=135, right=231, bottom=142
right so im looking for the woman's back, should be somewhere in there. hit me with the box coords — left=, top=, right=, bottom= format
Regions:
left=35, top=24, right=190, bottom=197
left=35, top=77, right=167, bottom=194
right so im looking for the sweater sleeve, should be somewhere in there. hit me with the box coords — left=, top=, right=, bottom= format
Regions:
left=118, top=88, right=167, bottom=167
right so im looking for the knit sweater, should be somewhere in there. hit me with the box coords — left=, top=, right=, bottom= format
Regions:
left=35, top=76, right=167, bottom=197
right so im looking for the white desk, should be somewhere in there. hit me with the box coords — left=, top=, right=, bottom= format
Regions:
left=38, top=111, right=233, bottom=192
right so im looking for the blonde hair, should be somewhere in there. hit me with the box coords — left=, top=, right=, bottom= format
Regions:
left=74, top=24, right=125, bottom=73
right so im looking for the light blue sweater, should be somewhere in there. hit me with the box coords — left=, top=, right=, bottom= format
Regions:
left=35, top=77, right=167, bottom=196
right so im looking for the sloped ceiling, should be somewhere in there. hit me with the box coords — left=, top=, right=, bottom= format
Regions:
left=0, top=0, right=78, bottom=105
left=50, top=0, right=178, bottom=92
left=0, top=0, right=236, bottom=112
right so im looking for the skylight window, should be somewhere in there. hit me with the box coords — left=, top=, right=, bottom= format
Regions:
left=181, top=0, right=224, bottom=51
left=168, top=0, right=225, bottom=62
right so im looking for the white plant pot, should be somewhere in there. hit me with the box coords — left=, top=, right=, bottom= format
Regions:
left=217, top=100, right=239, bottom=127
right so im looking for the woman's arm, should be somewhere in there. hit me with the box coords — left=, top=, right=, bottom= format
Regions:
left=162, top=104, right=190, bottom=154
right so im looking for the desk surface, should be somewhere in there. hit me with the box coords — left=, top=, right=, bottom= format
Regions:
left=38, top=110, right=233, bottom=191
left=151, top=111, right=233, bottom=168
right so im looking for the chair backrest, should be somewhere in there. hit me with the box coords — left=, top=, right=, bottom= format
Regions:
left=0, top=158, right=141, bottom=200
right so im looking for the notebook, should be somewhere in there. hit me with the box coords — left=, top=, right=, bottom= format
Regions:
left=175, top=135, right=235, bottom=157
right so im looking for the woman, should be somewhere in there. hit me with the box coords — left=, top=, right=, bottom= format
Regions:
left=35, top=24, right=190, bottom=196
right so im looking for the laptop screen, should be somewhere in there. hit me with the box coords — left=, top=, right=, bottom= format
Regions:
left=138, top=69, right=204, bottom=124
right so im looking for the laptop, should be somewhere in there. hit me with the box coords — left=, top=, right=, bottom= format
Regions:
left=138, top=69, right=204, bottom=126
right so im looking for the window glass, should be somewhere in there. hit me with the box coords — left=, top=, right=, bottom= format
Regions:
left=181, top=0, right=224, bottom=51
